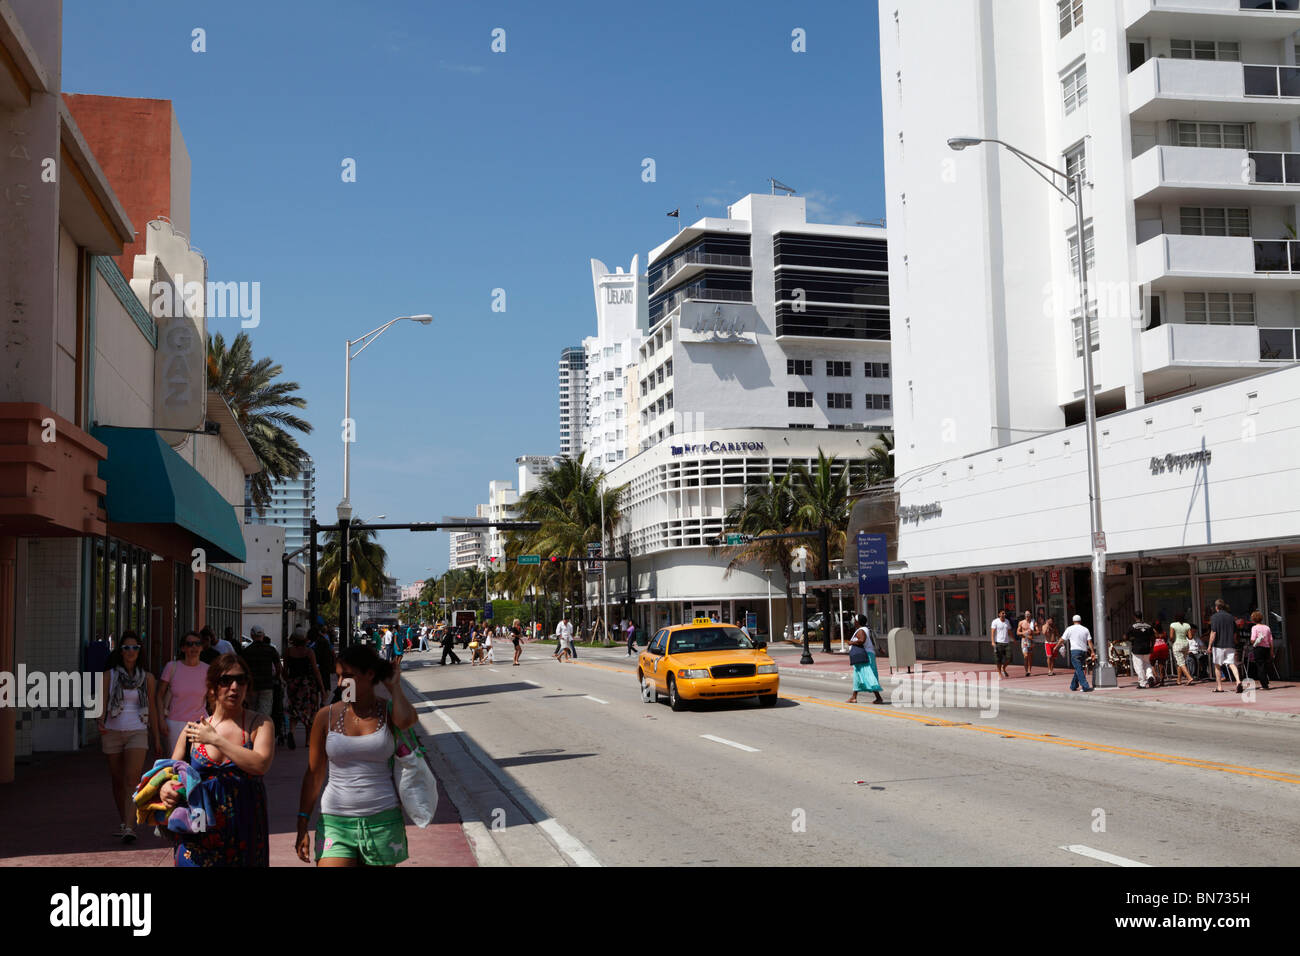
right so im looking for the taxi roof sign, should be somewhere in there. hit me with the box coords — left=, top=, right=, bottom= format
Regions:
left=692, top=617, right=714, bottom=625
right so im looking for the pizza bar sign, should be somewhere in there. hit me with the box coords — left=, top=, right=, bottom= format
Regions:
left=1149, top=449, right=1211, bottom=475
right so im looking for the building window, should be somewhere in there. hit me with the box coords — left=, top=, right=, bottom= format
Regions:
left=788, top=391, right=813, bottom=408
left=826, top=360, right=852, bottom=376
left=864, top=361, right=890, bottom=378
left=787, top=358, right=812, bottom=375
left=1064, top=141, right=1086, bottom=186
left=788, top=423, right=814, bottom=430
left=665, top=359, right=672, bottom=377
left=1062, top=64, right=1087, bottom=115
left=1184, top=291, right=1255, bottom=326
left=1179, top=207, right=1250, bottom=237
left=1170, top=39, right=1239, bottom=62
left=666, top=392, right=673, bottom=409
left=1072, top=309, right=1100, bottom=357
left=827, top=392, right=853, bottom=409
left=1175, top=121, right=1249, bottom=150
left=864, top=393, right=891, bottom=410
left=1067, top=222, right=1095, bottom=279
left=827, top=424, right=847, bottom=430
left=1058, top=0, right=1083, bottom=38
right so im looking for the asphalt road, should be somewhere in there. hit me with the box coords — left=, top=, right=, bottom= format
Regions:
left=398, top=645, right=1300, bottom=867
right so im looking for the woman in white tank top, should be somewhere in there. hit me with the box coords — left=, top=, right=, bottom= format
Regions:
left=295, top=643, right=419, bottom=866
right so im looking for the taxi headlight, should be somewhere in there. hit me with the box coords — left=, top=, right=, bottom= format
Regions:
left=756, top=663, right=778, bottom=674
left=678, top=668, right=710, bottom=680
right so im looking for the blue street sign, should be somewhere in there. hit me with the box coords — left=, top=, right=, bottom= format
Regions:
left=484, top=602, right=494, bottom=620
left=745, top=612, right=758, bottom=631
left=857, top=532, right=888, bottom=596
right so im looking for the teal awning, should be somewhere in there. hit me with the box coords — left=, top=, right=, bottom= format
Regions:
left=92, top=426, right=247, bottom=562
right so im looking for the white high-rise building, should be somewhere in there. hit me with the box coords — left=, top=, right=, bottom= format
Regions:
left=245, top=456, right=316, bottom=555
left=583, top=258, right=649, bottom=467
left=485, top=479, right=518, bottom=564
left=601, top=194, right=893, bottom=635
left=878, top=1, right=1300, bottom=672
left=558, top=346, right=586, bottom=458
left=516, top=455, right=558, bottom=495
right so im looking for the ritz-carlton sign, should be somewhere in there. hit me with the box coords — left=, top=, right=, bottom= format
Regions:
left=1149, top=449, right=1211, bottom=475
left=671, top=440, right=766, bottom=456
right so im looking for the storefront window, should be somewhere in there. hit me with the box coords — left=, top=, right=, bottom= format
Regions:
left=891, top=582, right=904, bottom=633
left=1284, top=552, right=1300, bottom=577
left=909, top=581, right=927, bottom=634
left=938, top=584, right=970, bottom=635
left=1140, top=576, right=1192, bottom=631
left=1265, top=574, right=1288, bottom=676
left=1199, top=575, right=1259, bottom=636
left=995, top=575, right=1017, bottom=617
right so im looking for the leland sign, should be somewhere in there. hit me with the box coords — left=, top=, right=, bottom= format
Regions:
left=1149, top=449, right=1211, bottom=475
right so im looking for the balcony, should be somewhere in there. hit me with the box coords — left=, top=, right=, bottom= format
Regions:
left=1132, top=145, right=1300, bottom=204
left=1136, top=233, right=1300, bottom=289
left=1126, top=0, right=1300, bottom=39
left=648, top=250, right=751, bottom=296
left=1129, top=57, right=1300, bottom=123
left=648, top=285, right=752, bottom=326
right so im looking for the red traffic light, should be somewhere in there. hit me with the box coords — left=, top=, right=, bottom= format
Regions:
left=549, top=555, right=560, bottom=563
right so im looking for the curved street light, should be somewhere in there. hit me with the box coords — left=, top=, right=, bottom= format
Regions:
left=946, top=136, right=1112, bottom=685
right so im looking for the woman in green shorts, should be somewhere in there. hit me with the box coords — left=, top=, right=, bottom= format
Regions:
left=295, top=643, right=418, bottom=866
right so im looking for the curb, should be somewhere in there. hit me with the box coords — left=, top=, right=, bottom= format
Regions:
left=776, top=664, right=1300, bottom=724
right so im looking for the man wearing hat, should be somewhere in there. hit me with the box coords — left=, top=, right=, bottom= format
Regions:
left=1061, top=614, right=1096, bottom=693
left=241, top=624, right=283, bottom=716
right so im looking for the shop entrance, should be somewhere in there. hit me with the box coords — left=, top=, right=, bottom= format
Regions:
left=1282, top=581, right=1300, bottom=678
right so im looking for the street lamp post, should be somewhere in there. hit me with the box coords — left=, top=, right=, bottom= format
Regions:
left=337, top=314, right=432, bottom=653
left=763, top=568, right=773, bottom=644
left=947, top=137, right=1112, bottom=685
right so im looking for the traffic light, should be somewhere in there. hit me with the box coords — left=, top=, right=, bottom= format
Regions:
left=549, top=555, right=562, bottom=563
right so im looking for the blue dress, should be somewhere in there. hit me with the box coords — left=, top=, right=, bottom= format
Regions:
left=175, top=714, right=269, bottom=867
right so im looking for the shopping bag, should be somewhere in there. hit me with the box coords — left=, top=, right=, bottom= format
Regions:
left=391, top=725, right=438, bottom=828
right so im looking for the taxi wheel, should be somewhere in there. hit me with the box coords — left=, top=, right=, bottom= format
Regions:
left=640, top=674, right=658, bottom=704
left=668, top=676, right=688, bottom=712
left=757, top=692, right=778, bottom=708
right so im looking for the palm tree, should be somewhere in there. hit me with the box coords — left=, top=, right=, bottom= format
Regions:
left=512, top=455, right=626, bottom=631
left=791, top=450, right=853, bottom=565
left=317, top=520, right=388, bottom=619
left=867, top=430, right=895, bottom=487
left=206, top=331, right=313, bottom=513
left=720, top=471, right=806, bottom=639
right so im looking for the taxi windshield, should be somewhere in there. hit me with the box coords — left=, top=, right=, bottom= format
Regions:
left=669, top=627, right=753, bottom=653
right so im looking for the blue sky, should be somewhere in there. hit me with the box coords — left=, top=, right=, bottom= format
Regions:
left=64, top=0, right=885, bottom=584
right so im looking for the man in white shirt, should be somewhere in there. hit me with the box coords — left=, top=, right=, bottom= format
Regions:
left=989, top=610, right=1013, bottom=679
left=381, top=627, right=394, bottom=661
left=1062, top=614, right=1096, bottom=693
left=554, top=617, right=573, bottom=662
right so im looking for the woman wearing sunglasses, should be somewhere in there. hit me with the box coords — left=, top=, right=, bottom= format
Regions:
left=99, top=630, right=162, bottom=843
left=295, top=644, right=418, bottom=867
left=161, top=653, right=275, bottom=866
left=158, top=631, right=208, bottom=754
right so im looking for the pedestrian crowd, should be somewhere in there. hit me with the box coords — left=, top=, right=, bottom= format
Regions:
left=105, top=620, right=434, bottom=869
left=981, top=596, right=1275, bottom=694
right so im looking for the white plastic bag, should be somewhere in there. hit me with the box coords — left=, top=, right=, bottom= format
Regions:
left=392, top=727, right=438, bottom=828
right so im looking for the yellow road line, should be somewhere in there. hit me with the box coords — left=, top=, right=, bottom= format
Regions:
left=784, top=691, right=1300, bottom=785
left=580, top=665, right=1300, bottom=786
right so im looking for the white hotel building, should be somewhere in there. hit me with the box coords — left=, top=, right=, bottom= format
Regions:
left=878, top=0, right=1300, bottom=674
left=599, top=194, right=892, bottom=634
left=582, top=258, right=647, bottom=467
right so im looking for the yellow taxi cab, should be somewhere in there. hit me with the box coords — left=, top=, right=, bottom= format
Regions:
left=637, top=619, right=779, bottom=712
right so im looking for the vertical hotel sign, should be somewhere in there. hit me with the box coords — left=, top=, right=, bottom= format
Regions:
left=152, top=261, right=206, bottom=439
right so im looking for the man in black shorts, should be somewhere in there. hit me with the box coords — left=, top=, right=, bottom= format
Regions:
left=990, top=609, right=1013, bottom=678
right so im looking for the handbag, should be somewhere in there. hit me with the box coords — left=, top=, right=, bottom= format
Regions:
left=847, top=628, right=871, bottom=666
left=389, top=706, right=438, bottom=828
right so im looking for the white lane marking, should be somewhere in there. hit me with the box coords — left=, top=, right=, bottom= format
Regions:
left=537, top=818, right=601, bottom=867
left=700, top=734, right=760, bottom=753
left=434, top=709, right=464, bottom=733
left=523, top=679, right=542, bottom=687
left=1059, top=845, right=1150, bottom=867
left=584, top=695, right=608, bottom=704
left=489, top=668, right=499, bottom=673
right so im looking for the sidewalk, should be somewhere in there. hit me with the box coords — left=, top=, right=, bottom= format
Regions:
left=0, top=725, right=476, bottom=867
left=764, top=642, right=1300, bottom=721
